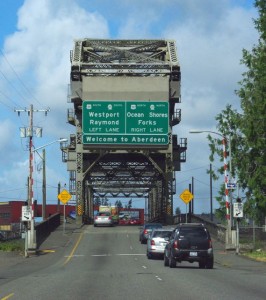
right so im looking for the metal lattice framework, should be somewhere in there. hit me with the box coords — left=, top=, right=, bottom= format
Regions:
left=63, top=39, right=187, bottom=224
left=70, top=39, right=180, bottom=77
left=85, top=154, right=163, bottom=198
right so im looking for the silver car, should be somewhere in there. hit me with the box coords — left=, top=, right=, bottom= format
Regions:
left=147, top=228, right=173, bottom=259
left=139, top=223, right=163, bottom=244
left=94, top=211, right=114, bottom=227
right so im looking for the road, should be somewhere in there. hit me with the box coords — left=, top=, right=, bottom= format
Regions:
left=0, top=225, right=266, bottom=300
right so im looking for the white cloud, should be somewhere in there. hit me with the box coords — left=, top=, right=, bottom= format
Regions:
left=0, top=0, right=259, bottom=214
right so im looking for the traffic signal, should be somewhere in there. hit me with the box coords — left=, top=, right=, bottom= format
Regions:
left=236, top=197, right=242, bottom=203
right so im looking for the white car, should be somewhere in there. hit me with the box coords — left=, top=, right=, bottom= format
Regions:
left=147, top=228, right=173, bottom=259
left=94, top=212, right=114, bottom=227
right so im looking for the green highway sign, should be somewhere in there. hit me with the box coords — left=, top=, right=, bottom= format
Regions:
left=82, top=101, right=169, bottom=145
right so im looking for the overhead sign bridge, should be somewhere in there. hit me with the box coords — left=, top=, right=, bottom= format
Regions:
left=61, top=39, right=187, bottom=224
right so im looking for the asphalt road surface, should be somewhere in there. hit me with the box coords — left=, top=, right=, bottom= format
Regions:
left=0, top=225, right=266, bottom=300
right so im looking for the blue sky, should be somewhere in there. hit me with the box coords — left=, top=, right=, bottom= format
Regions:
left=0, top=0, right=258, bottom=215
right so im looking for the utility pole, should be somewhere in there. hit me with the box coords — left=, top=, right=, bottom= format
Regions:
left=210, top=163, right=213, bottom=221
left=42, top=148, right=46, bottom=220
left=57, top=182, right=61, bottom=213
left=191, top=176, right=194, bottom=214
left=15, top=104, right=50, bottom=255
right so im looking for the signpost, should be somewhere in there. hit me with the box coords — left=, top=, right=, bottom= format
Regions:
left=226, top=182, right=237, bottom=189
left=180, top=189, right=194, bottom=204
left=234, top=201, right=243, bottom=255
left=21, top=205, right=32, bottom=257
left=58, top=189, right=72, bottom=233
left=21, top=206, right=32, bottom=221
left=180, top=189, right=194, bottom=223
left=82, top=101, right=169, bottom=145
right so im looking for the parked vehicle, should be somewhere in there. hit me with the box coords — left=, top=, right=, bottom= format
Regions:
left=164, top=223, right=214, bottom=269
left=139, top=223, right=163, bottom=244
left=147, top=228, right=173, bottom=259
left=94, top=211, right=113, bottom=227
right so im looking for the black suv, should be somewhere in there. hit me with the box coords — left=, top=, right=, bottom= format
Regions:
left=164, top=223, right=214, bottom=269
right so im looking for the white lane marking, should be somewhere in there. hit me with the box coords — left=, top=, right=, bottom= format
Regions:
left=155, top=276, right=162, bottom=281
left=142, top=265, right=147, bottom=269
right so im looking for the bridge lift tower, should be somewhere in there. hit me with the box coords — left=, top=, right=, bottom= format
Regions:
left=62, top=39, right=187, bottom=225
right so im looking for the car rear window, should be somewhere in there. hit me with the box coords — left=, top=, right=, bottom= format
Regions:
left=179, top=227, right=208, bottom=238
left=99, top=212, right=111, bottom=216
left=146, top=224, right=162, bottom=229
left=152, top=231, right=172, bottom=238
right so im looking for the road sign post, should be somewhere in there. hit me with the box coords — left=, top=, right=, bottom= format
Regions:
left=58, top=189, right=72, bottom=233
left=179, top=189, right=194, bottom=223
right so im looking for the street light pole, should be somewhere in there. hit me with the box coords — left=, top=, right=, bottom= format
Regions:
left=189, top=130, right=232, bottom=246
left=210, top=163, right=213, bottom=221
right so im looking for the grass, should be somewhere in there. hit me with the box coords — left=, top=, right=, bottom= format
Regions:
left=243, top=250, right=266, bottom=262
left=0, top=239, right=24, bottom=252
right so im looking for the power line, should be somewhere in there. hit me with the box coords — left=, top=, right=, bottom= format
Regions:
left=0, top=90, right=16, bottom=110
left=0, top=49, right=43, bottom=107
left=0, top=69, right=30, bottom=107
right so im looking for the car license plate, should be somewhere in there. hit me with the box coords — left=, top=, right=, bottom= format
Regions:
left=190, top=252, right=197, bottom=257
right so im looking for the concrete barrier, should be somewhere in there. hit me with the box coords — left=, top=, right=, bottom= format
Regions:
left=35, top=213, right=61, bottom=248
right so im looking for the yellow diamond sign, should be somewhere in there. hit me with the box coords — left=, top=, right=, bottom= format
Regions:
left=58, top=189, right=72, bottom=204
left=180, top=189, right=194, bottom=204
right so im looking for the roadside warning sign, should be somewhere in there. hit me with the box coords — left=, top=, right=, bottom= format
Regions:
left=58, top=189, right=72, bottom=204
left=180, top=189, right=194, bottom=204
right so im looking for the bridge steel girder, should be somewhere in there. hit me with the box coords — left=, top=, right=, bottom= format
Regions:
left=63, top=39, right=187, bottom=225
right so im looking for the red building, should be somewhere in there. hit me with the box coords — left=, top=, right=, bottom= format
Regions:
left=0, top=201, right=75, bottom=226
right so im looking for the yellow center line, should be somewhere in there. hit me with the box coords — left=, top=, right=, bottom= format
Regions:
left=1, top=293, right=14, bottom=300
left=63, top=232, right=84, bottom=266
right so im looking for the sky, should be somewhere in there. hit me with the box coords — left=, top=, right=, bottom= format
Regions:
left=0, top=0, right=258, bottom=216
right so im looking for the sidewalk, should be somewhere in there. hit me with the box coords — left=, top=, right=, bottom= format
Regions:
left=0, top=222, right=82, bottom=271
left=212, top=237, right=266, bottom=269
left=37, top=222, right=82, bottom=253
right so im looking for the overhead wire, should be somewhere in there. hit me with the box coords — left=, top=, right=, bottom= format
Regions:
left=0, top=69, right=30, bottom=108
left=0, top=49, right=43, bottom=107
left=0, top=90, right=16, bottom=110
left=0, top=49, right=45, bottom=109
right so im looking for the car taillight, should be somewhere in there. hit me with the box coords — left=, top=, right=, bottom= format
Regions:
left=151, top=240, right=155, bottom=245
left=108, top=216, right=112, bottom=220
left=209, top=239, right=213, bottom=248
left=94, top=216, right=98, bottom=220
left=144, top=229, right=148, bottom=234
left=173, top=240, right=179, bottom=249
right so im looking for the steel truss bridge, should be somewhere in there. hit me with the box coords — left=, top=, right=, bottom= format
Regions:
left=61, top=39, right=187, bottom=224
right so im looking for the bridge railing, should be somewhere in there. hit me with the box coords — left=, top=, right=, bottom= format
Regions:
left=35, top=213, right=61, bottom=248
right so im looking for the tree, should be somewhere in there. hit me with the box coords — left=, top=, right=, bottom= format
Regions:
left=208, top=0, right=266, bottom=223
left=101, top=197, right=109, bottom=206
left=94, top=196, right=101, bottom=206
left=235, top=0, right=266, bottom=222
left=175, top=207, right=181, bottom=215
left=125, top=199, right=132, bottom=209
left=115, top=200, right=123, bottom=208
